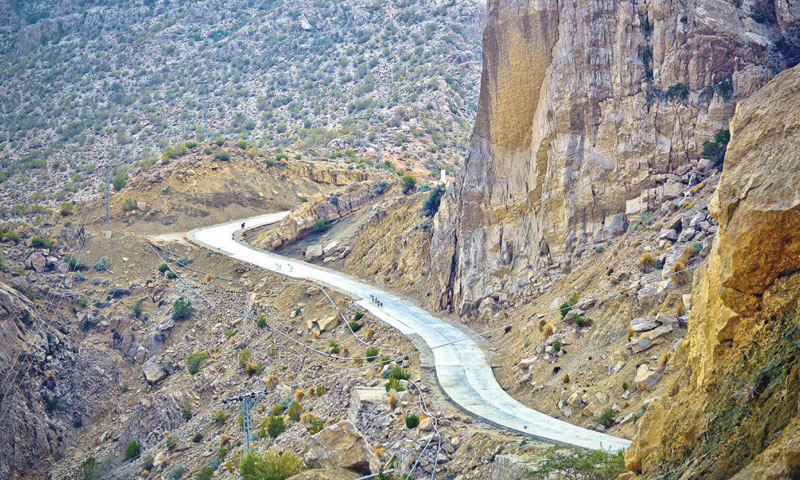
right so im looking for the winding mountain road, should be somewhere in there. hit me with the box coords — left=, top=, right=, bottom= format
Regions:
left=188, top=213, right=630, bottom=452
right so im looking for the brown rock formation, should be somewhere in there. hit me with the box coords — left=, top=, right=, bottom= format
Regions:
left=624, top=63, right=800, bottom=480
left=430, top=0, right=799, bottom=315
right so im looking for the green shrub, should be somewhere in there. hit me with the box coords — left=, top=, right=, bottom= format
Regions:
left=239, top=450, right=302, bottom=480
left=287, top=401, right=302, bottom=421
left=78, top=298, right=89, bottom=308
left=166, top=271, right=177, bottom=279
left=665, top=83, right=689, bottom=101
left=702, top=129, right=731, bottom=166
left=168, top=465, right=187, bottom=480
left=172, top=297, right=194, bottom=320
left=329, top=341, right=340, bottom=355
left=30, top=236, right=53, bottom=249
left=122, top=198, right=138, bottom=212
left=365, top=347, right=379, bottom=362
left=60, top=202, right=75, bottom=216
left=64, top=254, right=87, bottom=271
left=213, top=410, right=227, bottom=426
left=77, top=457, right=100, bottom=480
left=267, top=415, right=286, bottom=438
left=599, top=407, right=617, bottom=428
left=5, top=231, right=21, bottom=243
left=307, top=416, right=326, bottom=435
left=197, top=466, right=214, bottom=480
left=141, top=455, right=154, bottom=470
left=423, top=184, right=445, bottom=217
left=559, top=293, right=579, bottom=320
left=405, top=414, right=419, bottom=429
left=112, top=171, right=128, bottom=191
left=166, top=435, right=178, bottom=451
left=348, top=321, right=362, bottom=332
left=257, top=315, right=268, bottom=328
left=312, top=217, right=330, bottom=233
left=401, top=174, right=417, bottom=194
left=239, top=349, right=252, bottom=368
left=186, top=351, right=207, bottom=375
left=235, top=139, right=248, bottom=149
left=95, top=256, right=109, bottom=271
left=531, top=448, right=624, bottom=480
left=181, top=400, right=193, bottom=420
left=353, top=311, right=364, bottom=321
left=158, top=263, right=169, bottom=273
left=213, top=150, right=230, bottom=161
left=552, top=338, right=563, bottom=352
left=125, top=440, right=140, bottom=460
left=132, top=298, right=144, bottom=317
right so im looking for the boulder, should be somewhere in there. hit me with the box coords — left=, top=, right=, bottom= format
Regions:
left=607, top=213, right=628, bottom=237
left=26, top=251, right=47, bottom=273
left=630, top=317, right=658, bottom=332
left=634, top=365, right=661, bottom=391
left=304, top=421, right=381, bottom=475
left=628, top=336, right=653, bottom=354
left=659, top=229, right=678, bottom=241
left=305, top=244, right=324, bottom=261
left=142, top=359, right=167, bottom=384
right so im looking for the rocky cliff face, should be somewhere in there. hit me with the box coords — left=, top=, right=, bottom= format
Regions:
left=624, top=62, right=800, bottom=480
left=430, top=0, right=799, bottom=315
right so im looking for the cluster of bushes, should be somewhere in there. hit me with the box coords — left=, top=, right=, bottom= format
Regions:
left=172, top=297, right=194, bottom=320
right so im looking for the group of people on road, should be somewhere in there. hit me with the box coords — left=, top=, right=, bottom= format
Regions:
left=369, top=295, right=384, bottom=307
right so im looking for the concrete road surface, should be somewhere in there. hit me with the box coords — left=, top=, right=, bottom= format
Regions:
left=188, top=213, right=631, bottom=452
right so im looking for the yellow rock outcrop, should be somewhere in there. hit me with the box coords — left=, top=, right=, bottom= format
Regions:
left=624, top=63, right=800, bottom=480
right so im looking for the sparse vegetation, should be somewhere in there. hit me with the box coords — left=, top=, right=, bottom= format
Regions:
left=531, top=447, right=625, bottom=480
left=122, top=198, right=138, bottom=211
left=402, top=175, right=417, bottom=194
left=186, top=351, right=207, bottom=375
left=405, top=414, right=420, bottom=429
left=239, top=450, right=303, bottom=480
left=125, top=440, right=140, bottom=460
left=172, top=297, right=194, bottom=320
left=312, top=217, right=330, bottom=233
left=559, top=294, right=579, bottom=320
left=702, top=129, right=731, bottom=166
left=30, top=236, right=53, bottom=249
left=267, top=415, right=286, bottom=438
left=423, top=183, right=446, bottom=217
left=365, top=346, right=379, bottom=362
left=95, top=256, right=110, bottom=272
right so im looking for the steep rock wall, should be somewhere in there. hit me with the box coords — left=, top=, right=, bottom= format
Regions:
left=624, top=62, right=800, bottom=480
left=430, top=0, right=799, bottom=315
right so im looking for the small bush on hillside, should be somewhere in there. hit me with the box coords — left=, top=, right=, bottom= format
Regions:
left=401, top=174, right=417, bottom=194
left=423, top=184, right=445, bottom=217
left=112, top=171, right=128, bottom=191
left=65, top=254, right=87, bottom=271
left=552, top=338, right=563, bottom=352
left=313, top=217, right=330, bottom=233
left=125, top=440, right=140, bottom=460
left=77, top=457, right=100, bottom=480
left=267, top=415, right=286, bottom=438
left=405, top=414, right=419, bottom=429
left=60, top=202, right=75, bottom=216
left=348, top=321, right=362, bottom=332
left=30, top=236, right=53, bottom=249
left=287, top=401, right=302, bottom=421
left=531, top=447, right=625, bottom=480
left=213, top=150, right=230, bottom=161
left=214, top=410, right=227, bottom=426
left=702, top=129, right=731, bottom=166
left=132, top=298, right=144, bottom=318
left=158, top=263, right=169, bottom=273
left=172, top=297, right=194, bottom=320
left=257, top=315, right=268, bottom=328
left=94, top=256, right=109, bottom=271
left=239, top=450, right=302, bottom=480
left=166, top=435, right=178, bottom=451
left=599, top=407, right=617, bottom=428
left=239, top=349, right=252, bottom=369
left=329, top=341, right=340, bottom=355
left=181, top=400, right=193, bottom=420
left=307, top=416, right=325, bottom=435
left=5, top=231, right=21, bottom=243
left=639, top=253, right=658, bottom=272
left=559, top=294, right=579, bottom=319
left=122, top=198, right=138, bottom=211
left=365, top=347, right=379, bottom=362
left=186, top=351, right=207, bottom=375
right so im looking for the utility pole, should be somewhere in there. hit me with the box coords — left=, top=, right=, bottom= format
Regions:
left=376, top=119, right=382, bottom=165
left=105, top=165, right=112, bottom=237
left=201, top=80, right=209, bottom=141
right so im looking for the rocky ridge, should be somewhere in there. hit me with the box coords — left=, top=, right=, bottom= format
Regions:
left=428, top=0, right=800, bottom=316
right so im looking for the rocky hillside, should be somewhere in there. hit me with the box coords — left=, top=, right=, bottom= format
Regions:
left=0, top=0, right=483, bottom=215
left=428, top=0, right=799, bottom=316
left=623, top=61, right=800, bottom=480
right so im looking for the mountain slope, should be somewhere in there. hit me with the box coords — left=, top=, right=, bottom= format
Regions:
left=0, top=0, right=483, bottom=211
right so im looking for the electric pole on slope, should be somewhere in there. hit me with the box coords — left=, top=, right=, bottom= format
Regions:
left=105, top=165, right=112, bottom=237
